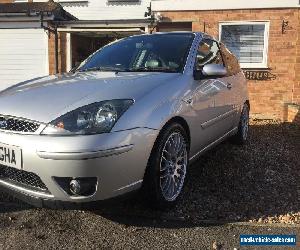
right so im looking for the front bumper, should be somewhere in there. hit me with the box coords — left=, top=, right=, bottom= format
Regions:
left=0, top=128, right=159, bottom=205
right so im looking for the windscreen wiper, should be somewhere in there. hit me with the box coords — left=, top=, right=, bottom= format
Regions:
left=78, top=66, right=127, bottom=72
left=129, top=67, right=178, bottom=73
left=78, top=66, right=102, bottom=72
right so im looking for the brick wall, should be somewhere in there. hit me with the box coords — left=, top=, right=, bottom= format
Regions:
left=48, top=31, right=67, bottom=75
left=295, top=10, right=300, bottom=105
left=158, top=9, right=300, bottom=121
left=286, top=104, right=300, bottom=125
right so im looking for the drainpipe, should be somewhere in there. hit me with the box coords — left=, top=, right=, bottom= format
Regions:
left=40, top=12, right=59, bottom=74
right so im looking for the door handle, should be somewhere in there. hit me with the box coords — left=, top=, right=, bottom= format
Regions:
left=183, top=98, right=193, bottom=105
left=227, top=83, right=232, bottom=89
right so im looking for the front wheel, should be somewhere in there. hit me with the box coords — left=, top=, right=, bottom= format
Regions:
left=143, top=123, right=189, bottom=209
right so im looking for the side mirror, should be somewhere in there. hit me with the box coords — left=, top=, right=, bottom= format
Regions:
left=194, top=64, right=227, bottom=80
left=202, top=64, right=227, bottom=77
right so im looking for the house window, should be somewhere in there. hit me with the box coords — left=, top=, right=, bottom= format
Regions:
left=219, top=22, right=269, bottom=69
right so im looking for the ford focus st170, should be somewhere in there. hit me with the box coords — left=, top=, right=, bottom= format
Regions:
left=0, top=32, right=249, bottom=209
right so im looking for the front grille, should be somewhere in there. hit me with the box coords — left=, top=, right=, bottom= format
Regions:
left=0, top=116, right=40, bottom=133
left=0, top=165, right=48, bottom=192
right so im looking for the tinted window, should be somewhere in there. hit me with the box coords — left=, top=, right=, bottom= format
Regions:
left=77, top=34, right=195, bottom=73
left=195, top=39, right=224, bottom=71
left=220, top=43, right=241, bottom=76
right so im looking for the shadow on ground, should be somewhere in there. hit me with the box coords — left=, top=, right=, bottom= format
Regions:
left=0, top=192, right=31, bottom=213
left=92, top=120, right=300, bottom=228
left=1, top=120, right=300, bottom=229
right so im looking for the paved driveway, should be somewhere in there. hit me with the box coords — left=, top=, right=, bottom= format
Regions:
left=0, top=120, right=299, bottom=249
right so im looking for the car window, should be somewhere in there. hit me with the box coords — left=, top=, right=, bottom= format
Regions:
left=77, top=34, right=195, bottom=73
left=220, top=43, right=242, bottom=76
left=195, top=39, right=224, bottom=71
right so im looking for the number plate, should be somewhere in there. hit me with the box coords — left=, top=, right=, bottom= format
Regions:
left=0, top=142, right=22, bottom=169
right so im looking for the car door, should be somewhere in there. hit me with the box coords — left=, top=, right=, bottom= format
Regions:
left=188, top=39, right=235, bottom=153
left=220, top=43, right=245, bottom=126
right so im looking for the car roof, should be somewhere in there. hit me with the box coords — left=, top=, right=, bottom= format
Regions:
left=132, top=31, right=215, bottom=41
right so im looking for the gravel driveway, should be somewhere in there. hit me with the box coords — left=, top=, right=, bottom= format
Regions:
left=0, top=120, right=299, bottom=249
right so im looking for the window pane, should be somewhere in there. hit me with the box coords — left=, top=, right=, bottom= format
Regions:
left=196, top=40, right=223, bottom=70
left=221, top=24, right=265, bottom=64
left=78, top=34, right=194, bottom=73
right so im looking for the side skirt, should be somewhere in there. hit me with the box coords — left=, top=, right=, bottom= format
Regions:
left=189, top=127, right=238, bottom=164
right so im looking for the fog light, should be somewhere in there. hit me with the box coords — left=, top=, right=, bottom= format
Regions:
left=70, top=179, right=81, bottom=195
left=54, top=177, right=97, bottom=196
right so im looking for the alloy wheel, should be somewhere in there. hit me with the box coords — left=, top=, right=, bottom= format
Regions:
left=159, top=132, right=188, bottom=201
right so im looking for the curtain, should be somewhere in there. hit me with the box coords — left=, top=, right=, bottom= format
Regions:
left=221, top=24, right=265, bottom=64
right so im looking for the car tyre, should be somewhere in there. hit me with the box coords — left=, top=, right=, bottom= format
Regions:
left=232, top=103, right=250, bottom=145
left=142, top=122, right=189, bottom=209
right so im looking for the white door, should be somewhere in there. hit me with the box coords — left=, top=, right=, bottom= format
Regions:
left=0, top=28, right=49, bottom=91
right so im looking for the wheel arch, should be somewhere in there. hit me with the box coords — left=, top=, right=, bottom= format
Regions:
left=146, top=115, right=191, bottom=168
left=159, top=116, right=191, bottom=147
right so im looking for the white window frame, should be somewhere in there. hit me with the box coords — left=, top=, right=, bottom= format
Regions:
left=219, top=21, right=270, bottom=69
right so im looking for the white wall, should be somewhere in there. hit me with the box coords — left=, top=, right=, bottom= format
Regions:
left=152, top=0, right=300, bottom=11
left=0, top=26, right=49, bottom=89
left=32, top=0, right=300, bottom=20
left=34, top=0, right=151, bottom=21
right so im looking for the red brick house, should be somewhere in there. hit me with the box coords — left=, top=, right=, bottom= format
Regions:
left=152, top=0, right=300, bottom=123
left=0, top=0, right=299, bottom=123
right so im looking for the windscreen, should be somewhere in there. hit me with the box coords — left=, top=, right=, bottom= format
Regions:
left=77, top=33, right=195, bottom=73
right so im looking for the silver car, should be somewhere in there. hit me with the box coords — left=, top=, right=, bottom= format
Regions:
left=0, top=32, right=249, bottom=209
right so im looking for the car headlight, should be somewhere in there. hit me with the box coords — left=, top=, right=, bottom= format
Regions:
left=41, top=99, right=134, bottom=135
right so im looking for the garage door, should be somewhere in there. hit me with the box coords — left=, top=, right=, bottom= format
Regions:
left=0, top=28, right=49, bottom=91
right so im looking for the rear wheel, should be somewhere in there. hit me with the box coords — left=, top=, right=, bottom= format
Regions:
left=232, top=103, right=250, bottom=145
left=143, top=123, right=189, bottom=209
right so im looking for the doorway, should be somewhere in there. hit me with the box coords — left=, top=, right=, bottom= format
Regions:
left=71, top=33, right=117, bottom=69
